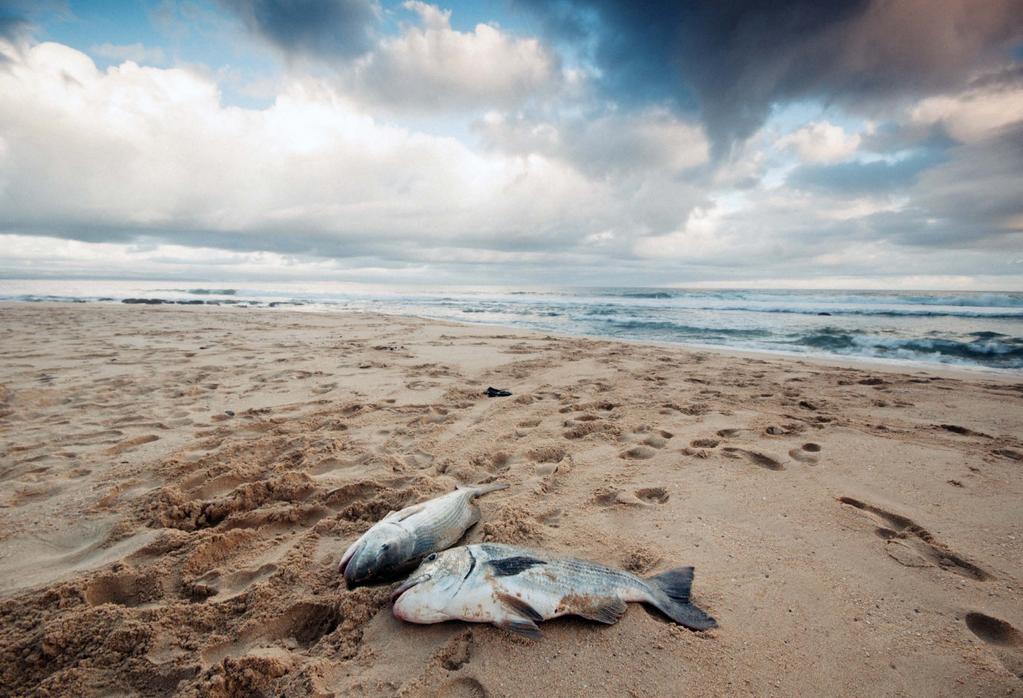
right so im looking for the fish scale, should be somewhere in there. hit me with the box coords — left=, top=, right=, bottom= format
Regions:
left=488, top=550, right=645, bottom=598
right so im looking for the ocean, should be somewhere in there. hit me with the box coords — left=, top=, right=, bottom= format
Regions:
left=2, top=280, right=1022, bottom=371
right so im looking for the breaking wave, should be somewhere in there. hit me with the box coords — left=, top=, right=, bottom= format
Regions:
left=795, top=329, right=1023, bottom=368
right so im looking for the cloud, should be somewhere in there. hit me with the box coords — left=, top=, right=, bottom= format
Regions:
left=219, top=0, right=381, bottom=59
left=0, top=41, right=695, bottom=263
left=1, top=37, right=1020, bottom=288
left=517, top=0, right=1023, bottom=150
left=476, top=107, right=709, bottom=176
left=886, top=123, right=1023, bottom=246
left=343, top=1, right=561, bottom=110
left=90, top=42, right=166, bottom=65
left=778, top=122, right=861, bottom=163
left=910, top=71, right=1023, bottom=143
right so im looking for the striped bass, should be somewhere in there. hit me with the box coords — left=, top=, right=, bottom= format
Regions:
left=339, top=483, right=508, bottom=587
left=391, top=543, right=716, bottom=636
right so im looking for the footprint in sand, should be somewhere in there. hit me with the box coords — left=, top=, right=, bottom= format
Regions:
left=84, top=570, right=164, bottom=607
left=788, top=443, right=821, bottom=464
left=721, top=447, right=784, bottom=471
left=619, top=428, right=672, bottom=459
left=993, top=448, right=1023, bottom=462
left=964, top=611, right=1023, bottom=677
left=620, top=445, right=657, bottom=460
left=104, top=434, right=159, bottom=455
left=635, top=487, right=670, bottom=504
left=438, top=677, right=488, bottom=698
left=469, top=450, right=510, bottom=475
left=202, top=601, right=342, bottom=664
left=642, top=431, right=673, bottom=448
left=527, top=444, right=566, bottom=466
left=592, top=487, right=637, bottom=506
left=593, top=486, right=667, bottom=506
left=937, top=423, right=991, bottom=438
left=190, top=563, right=279, bottom=601
left=690, top=438, right=719, bottom=449
left=435, top=630, right=473, bottom=671
left=837, top=497, right=988, bottom=581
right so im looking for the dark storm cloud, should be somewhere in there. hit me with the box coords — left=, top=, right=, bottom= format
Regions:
left=219, top=0, right=380, bottom=59
left=899, top=123, right=1023, bottom=245
left=517, top=0, right=1023, bottom=150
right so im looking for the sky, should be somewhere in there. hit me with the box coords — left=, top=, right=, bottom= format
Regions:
left=0, top=0, right=1021, bottom=289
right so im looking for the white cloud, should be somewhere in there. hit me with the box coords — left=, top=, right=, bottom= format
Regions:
left=90, top=42, right=166, bottom=65
left=778, top=121, right=861, bottom=163
left=477, top=108, right=710, bottom=175
left=0, top=41, right=664, bottom=257
left=911, top=82, right=1023, bottom=143
left=632, top=204, right=733, bottom=260
left=344, top=1, right=561, bottom=110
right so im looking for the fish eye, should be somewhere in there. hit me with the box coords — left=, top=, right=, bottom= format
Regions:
left=380, top=543, right=390, bottom=551
left=425, top=553, right=437, bottom=562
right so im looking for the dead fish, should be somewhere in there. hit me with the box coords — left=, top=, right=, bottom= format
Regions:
left=391, top=543, right=716, bottom=637
left=339, top=483, right=508, bottom=587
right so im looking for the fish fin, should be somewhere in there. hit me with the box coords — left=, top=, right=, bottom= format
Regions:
left=495, top=593, right=544, bottom=639
left=646, top=566, right=717, bottom=631
left=488, top=556, right=547, bottom=577
left=576, top=597, right=628, bottom=625
left=497, top=592, right=544, bottom=622
left=497, top=618, right=542, bottom=640
left=389, top=503, right=428, bottom=522
left=459, top=482, right=510, bottom=497
left=647, top=566, right=693, bottom=602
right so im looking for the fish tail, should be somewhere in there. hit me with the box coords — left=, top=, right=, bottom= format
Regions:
left=461, top=482, right=509, bottom=497
left=645, top=566, right=717, bottom=630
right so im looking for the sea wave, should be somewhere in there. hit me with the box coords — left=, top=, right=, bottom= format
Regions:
left=599, top=319, right=771, bottom=339
left=581, top=288, right=1023, bottom=308
left=795, top=329, right=1023, bottom=367
left=709, top=306, right=1023, bottom=319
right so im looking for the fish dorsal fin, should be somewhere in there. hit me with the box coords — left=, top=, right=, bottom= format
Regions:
left=488, top=556, right=546, bottom=577
left=458, top=482, right=510, bottom=497
left=574, top=597, right=628, bottom=625
left=496, top=592, right=543, bottom=639
left=384, top=502, right=428, bottom=523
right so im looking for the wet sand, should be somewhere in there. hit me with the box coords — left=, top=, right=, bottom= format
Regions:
left=1, top=302, right=1021, bottom=697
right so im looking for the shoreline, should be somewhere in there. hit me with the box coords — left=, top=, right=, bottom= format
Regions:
left=4, top=300, right=1020, bottom=382
left=1, top=302, right=1021, bottom=696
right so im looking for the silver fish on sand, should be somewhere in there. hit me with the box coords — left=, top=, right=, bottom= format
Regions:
left=391, top=543, right=716, bottom=637
left=339, top=483, right=509, bottom=587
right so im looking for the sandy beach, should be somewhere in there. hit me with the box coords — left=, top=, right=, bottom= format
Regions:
left=1, top=301, right=1021, bottom=697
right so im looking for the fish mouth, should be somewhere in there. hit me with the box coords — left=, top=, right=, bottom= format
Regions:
left=390, top=574, right=430, bottom=602
left=339, top=540, right=365, bottom=576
